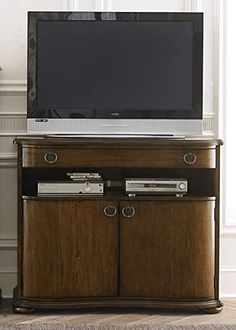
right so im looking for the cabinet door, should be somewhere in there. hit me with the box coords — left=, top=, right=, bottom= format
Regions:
left=23, top=200, right=118, bottom=298
left=120, top=200, right=215, bottom=299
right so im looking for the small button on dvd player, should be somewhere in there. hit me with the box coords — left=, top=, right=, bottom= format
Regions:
left=125, top=178, right=188, bottom=195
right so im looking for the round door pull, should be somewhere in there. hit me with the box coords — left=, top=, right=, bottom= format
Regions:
left=183, top=152, right=197, bottom=165
left=44, top=151, right=58, bottom=164
left=122, top=206, right=135, bottom=218
left=104, top=205, right=117, bottom=217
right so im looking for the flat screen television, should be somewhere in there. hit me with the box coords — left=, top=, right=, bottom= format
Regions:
left=27, top=12, right=203, bottom=136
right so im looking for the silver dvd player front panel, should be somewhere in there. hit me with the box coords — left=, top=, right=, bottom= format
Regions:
left=125, top=178, right=188, bottom=195
left=38, top=181, right=104, bottom=196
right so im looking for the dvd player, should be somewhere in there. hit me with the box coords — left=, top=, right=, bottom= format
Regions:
left=38, top=181, right=104, bottom=196
left=125, top=178, right=188, bottom=195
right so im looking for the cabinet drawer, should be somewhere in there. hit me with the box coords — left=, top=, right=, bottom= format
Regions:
left=22, top=147, right=216, bottom=168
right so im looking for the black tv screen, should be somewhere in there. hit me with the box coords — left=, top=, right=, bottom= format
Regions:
left=28, top=12, right=203, bottom=121
left=37, top=20, right=193, bottom=111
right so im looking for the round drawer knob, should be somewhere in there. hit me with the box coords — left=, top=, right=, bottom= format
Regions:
left=183, top=152, right=197, bottom=165
left=44, top=151, right=58, bottom=164
left=122, top=206, right=135, bottom=218
left=104, top=205, right=117, bottom=217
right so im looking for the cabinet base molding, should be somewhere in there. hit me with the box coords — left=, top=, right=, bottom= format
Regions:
left=13, top=298, right=223, bottom=313
left=200, top=306, right=223, bottom=314
left=13, top=306, right=35, bottom=314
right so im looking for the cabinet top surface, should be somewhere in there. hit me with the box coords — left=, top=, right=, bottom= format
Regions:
left=15, top=136, right=223, bottom=148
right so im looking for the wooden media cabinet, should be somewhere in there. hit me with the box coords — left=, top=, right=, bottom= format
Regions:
left=13, top=137, right=223, bottom=313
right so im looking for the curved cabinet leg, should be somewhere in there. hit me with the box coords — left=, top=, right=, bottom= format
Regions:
left=13, top=306, right=35, bottom=314
left=200, top=306, right=223, bottom=314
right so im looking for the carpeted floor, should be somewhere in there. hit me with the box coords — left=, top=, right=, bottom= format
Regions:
left=1, top=300, right=236, bottom=329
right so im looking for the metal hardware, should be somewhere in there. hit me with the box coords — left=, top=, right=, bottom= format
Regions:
left=183, top=152, right=197, bottom=165
left=122, top=206, right=135, bottom=218
left=104, top=205, right=117, bottom=217
left=44, top=151, right=58, bottom=164
left=128, top=193, right=136, bottom=197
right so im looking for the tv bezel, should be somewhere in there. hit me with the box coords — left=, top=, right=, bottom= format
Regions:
left=27, top=11, right=203, bottom=121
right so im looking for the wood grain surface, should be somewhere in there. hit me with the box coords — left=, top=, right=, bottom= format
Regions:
left=120, top=200, right=215, bottom=299
left=23, top=200, right=119, bottom=298
left=22, top=147, right=216, bottom=168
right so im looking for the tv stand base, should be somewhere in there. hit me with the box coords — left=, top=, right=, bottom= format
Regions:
left=13, top=297, right=223, bottom=313
left=14, top=137, right=223, bottom=315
